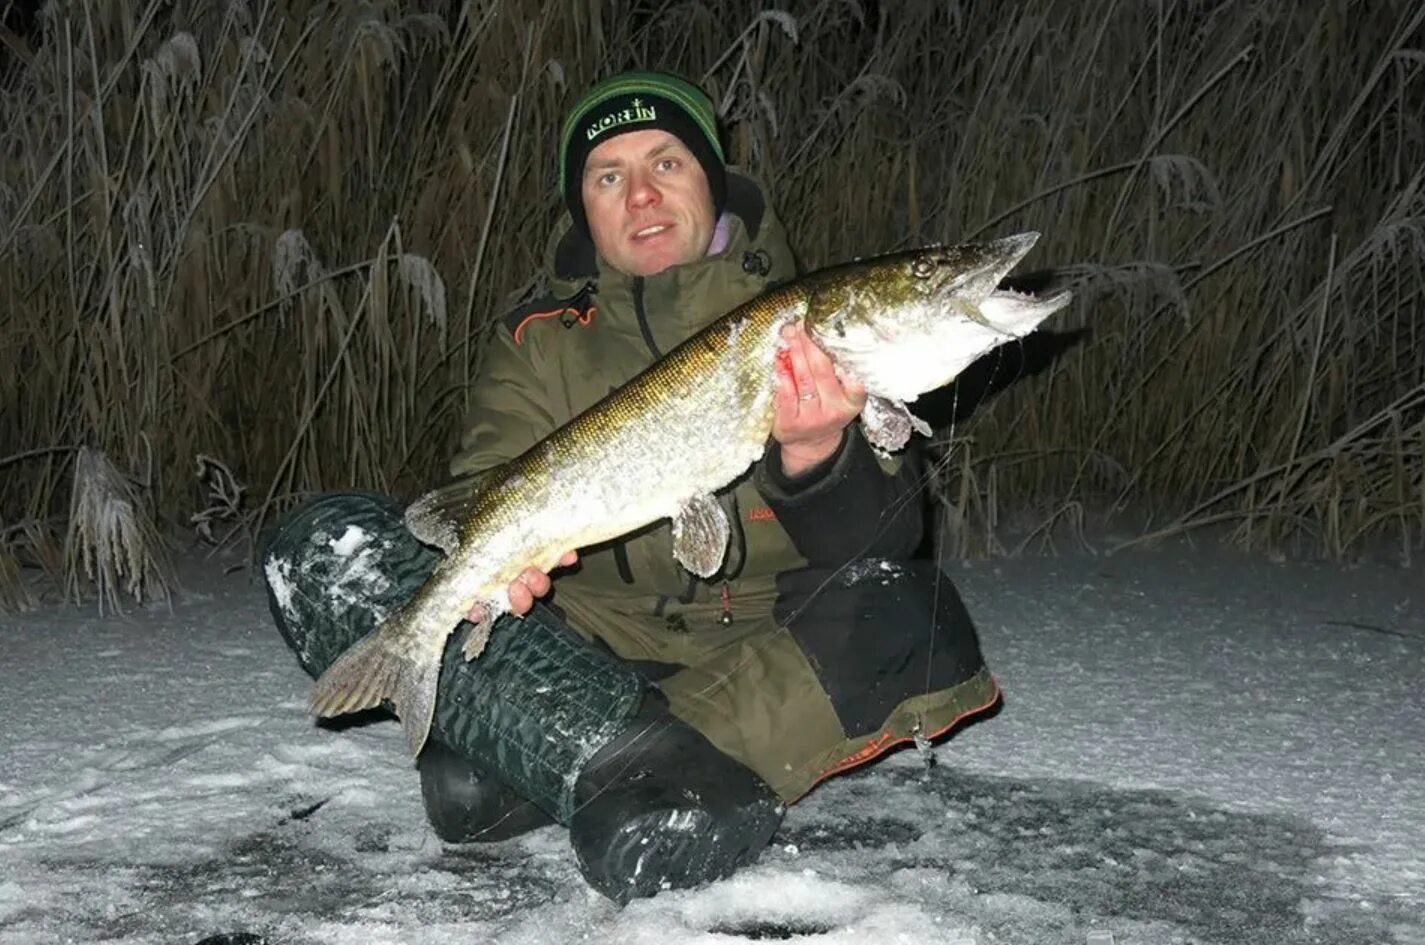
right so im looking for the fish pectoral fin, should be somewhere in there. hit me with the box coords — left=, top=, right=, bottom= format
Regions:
left=860, top=395, right=933, bottom=455
left=460, top=604, right=496, bottom=661
left=671, top=494, right=730, bottom=579
left=403, top=485, right=471, bottom=555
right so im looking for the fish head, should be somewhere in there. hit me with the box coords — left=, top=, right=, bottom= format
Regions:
left=805, top=232, right=1073, bottom=402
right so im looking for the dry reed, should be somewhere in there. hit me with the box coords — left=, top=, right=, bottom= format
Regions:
left=1, top=0, right=1422, bottom=611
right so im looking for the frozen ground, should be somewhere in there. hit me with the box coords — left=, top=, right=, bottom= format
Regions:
left=1, top=543, right=1422, bottom=945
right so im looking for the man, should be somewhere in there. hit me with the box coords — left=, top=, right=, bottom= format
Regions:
left=263, top=71, right=998, bottom=903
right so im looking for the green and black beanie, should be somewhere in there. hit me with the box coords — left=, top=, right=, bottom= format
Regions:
left=558, top=70, right=726, bottom=237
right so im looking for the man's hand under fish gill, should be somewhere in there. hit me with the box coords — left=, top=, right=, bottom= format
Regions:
left=772, top=321, right=868, bottom=477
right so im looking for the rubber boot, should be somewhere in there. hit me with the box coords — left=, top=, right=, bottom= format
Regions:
left=569, top=694, right=785, bottom=904
left=417, top=740, right=554, bottom=843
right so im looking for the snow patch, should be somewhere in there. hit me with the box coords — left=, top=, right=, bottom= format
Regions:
left=183, top=772, right=254, bottom=789
left=326, top=542, right=393, bottom=612
left=263, top=555, right=294, bottom=613
left=329, top=524, right=369, bottom=556
left=153, top=716, right=261, bottom=741
left=670, top=868, right=871, bottom=928
left=3, top=548, right=1424, bottom=943
left=30, top=812, right=103, bottom=835
left=838, top=557, right=907, bottom=587
left=0, top=881, right=34, bottom=922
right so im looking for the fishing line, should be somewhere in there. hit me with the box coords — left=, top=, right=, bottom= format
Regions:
left=925, top=386, right=957, bottom=698
left=921, top=343, right=1019, bottom=696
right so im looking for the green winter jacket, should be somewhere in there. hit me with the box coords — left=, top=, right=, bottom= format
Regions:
left=447, top=170, right=915, bottom=647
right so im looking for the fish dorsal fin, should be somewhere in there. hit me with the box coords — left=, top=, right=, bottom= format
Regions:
left=860, top=395, right=933, bottom=456
left=404, top=483, right=475, bottom=555
left=671, top=494, right=730, bottom=578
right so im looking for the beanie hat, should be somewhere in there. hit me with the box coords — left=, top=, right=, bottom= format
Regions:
left=558, top=71, right=726, bottom=237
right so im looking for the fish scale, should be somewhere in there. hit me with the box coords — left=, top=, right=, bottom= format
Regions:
left=308, top=233, right=1074, bottom=757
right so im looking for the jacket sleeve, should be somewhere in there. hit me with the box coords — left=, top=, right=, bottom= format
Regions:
left=753, top=425, right=926, bottom=566
left=447, top=326, right=556, bottom=482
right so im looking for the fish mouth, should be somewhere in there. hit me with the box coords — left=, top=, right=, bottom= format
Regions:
left=932, top=231, right=1042, bottom=302
left=979, top=283, right=1074, bottom=332
left=932, top=231, right=1072, bottom=331
left=923, top=232, right=1071, bottom=317
left=982, top=231, right=1040, bottom=279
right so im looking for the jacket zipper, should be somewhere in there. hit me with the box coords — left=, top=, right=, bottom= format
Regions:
left=632, top=277, right=663, bottom=358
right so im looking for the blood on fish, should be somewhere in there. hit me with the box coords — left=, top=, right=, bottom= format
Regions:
left=774, top=348, right=798, bottom=396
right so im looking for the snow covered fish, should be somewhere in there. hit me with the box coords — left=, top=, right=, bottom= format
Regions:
left=308, top=232, right=1073, bottom=755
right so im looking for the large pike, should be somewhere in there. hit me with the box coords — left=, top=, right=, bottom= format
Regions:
left=308, top=232, right=1073, bottom=755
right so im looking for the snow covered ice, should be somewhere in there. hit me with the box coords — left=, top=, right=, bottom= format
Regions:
left=2, top=544, right=1422, bottom=944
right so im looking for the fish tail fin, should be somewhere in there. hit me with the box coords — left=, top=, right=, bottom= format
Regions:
left=307, top=614, right=443, bottom=757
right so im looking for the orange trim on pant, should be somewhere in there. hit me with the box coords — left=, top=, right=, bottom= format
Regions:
left=806, top=678, right=1002, bottom=793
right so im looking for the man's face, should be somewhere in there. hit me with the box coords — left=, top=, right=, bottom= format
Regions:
left=580, top=129, right=716, bottom=278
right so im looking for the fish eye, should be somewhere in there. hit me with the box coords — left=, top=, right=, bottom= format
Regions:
left=910, top=256, right=936, bottom=279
